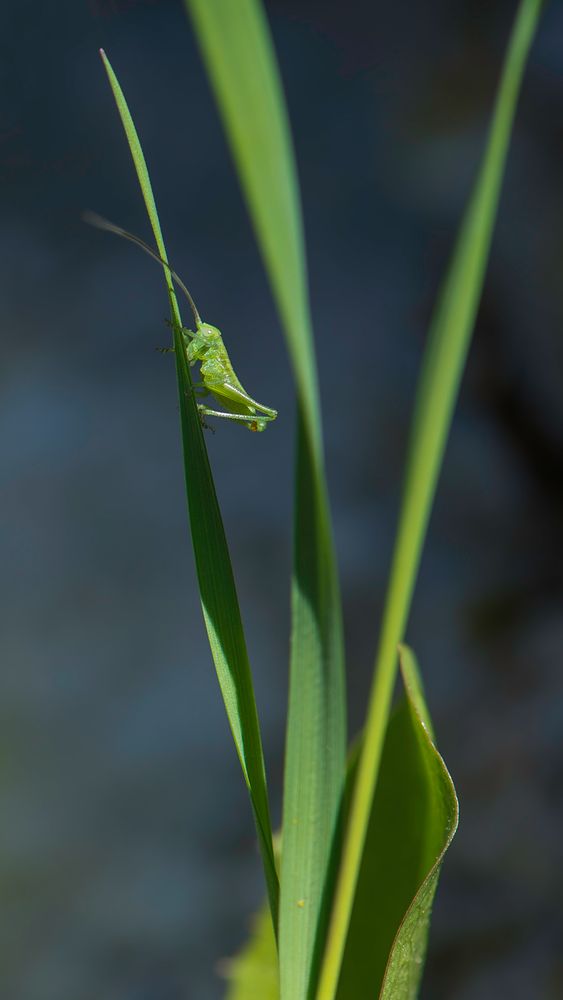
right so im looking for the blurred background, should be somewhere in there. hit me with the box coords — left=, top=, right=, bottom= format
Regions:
left=1, top=1, right=562, bottom=997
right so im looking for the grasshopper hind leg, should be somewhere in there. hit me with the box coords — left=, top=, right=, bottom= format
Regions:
left=197, top=404, right=274, bottom=432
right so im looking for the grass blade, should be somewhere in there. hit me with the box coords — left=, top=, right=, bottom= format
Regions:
left=98, top=49, right=279, bottom=926
left=183, top=3, right=346, bottom=996
left=317, top=2, right=544, bottom=995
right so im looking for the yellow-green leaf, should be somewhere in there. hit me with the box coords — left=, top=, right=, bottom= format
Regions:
left=224, top=904, right=279, bottom=1000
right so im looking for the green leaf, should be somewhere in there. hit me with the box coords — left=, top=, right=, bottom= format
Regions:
left=318, top=3, right=544, bottom=994
left=335, top=646, right=458, bottom=999
left=224, top=647, right=457, bottom=1000
left=98, top=49, right=279, bottom=928
left=183, top=4, right=346, bottom=996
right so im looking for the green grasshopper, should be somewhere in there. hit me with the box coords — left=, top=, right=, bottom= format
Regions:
left=84, top=212, right=277, bottom=432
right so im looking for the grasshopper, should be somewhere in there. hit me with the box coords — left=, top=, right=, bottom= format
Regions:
left=84, top=212, right=277, bottom=432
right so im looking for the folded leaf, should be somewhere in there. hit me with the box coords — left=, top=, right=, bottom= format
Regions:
left=224, top=647, right=457, bottom=1000
left=335, top=646, right=458, bottom=999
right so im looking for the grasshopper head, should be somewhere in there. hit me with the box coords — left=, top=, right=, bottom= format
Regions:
left=198, top=322, right=222, bottom=344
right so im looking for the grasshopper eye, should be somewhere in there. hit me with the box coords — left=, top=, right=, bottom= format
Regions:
left=200, top=323, right=221, bottom=341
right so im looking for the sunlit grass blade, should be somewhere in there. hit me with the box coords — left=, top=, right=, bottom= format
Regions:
left=98, top=49, right=279, bottom=926
left=182, top=3, right=346, bottom=996
left=317, top=1, right=544, bottom=995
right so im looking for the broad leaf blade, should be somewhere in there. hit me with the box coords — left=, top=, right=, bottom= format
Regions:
left=99, top=49, right=279, bottom=926
left=224, top=646, right=458, bottom=1000
left=335, top=646, right=458, bottom=999
left=318, top=3, right=544, bottom=994
left=183, top=4, right=346, bottom=996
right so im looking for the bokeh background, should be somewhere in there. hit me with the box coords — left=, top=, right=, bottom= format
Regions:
left=1, top=1, right=562, bottom=997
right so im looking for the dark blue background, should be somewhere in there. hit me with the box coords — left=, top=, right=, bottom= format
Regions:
left=1, top=1, right=562, bottom=997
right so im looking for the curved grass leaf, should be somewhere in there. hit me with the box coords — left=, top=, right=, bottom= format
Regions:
left=183, top=4, right=346, bottom=996
left=223, top=647, right=457, bottom=1000
left=318, top=3, right=544, bottom=994
left=335, top=646, right=458, bottom=999
left=98, top=49, right=278, bottom=927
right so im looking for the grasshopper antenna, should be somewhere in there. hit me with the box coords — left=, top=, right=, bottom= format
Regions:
left=83, top=211, right=201, bottom=327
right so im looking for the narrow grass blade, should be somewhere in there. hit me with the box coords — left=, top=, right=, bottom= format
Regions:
left=317, top=2, right=544, bottom=995
left=183, top=4, right=347, bottom=997
left=335, top=646, right=458, bottom=999
left=98, top=49, right=279, bottom=926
